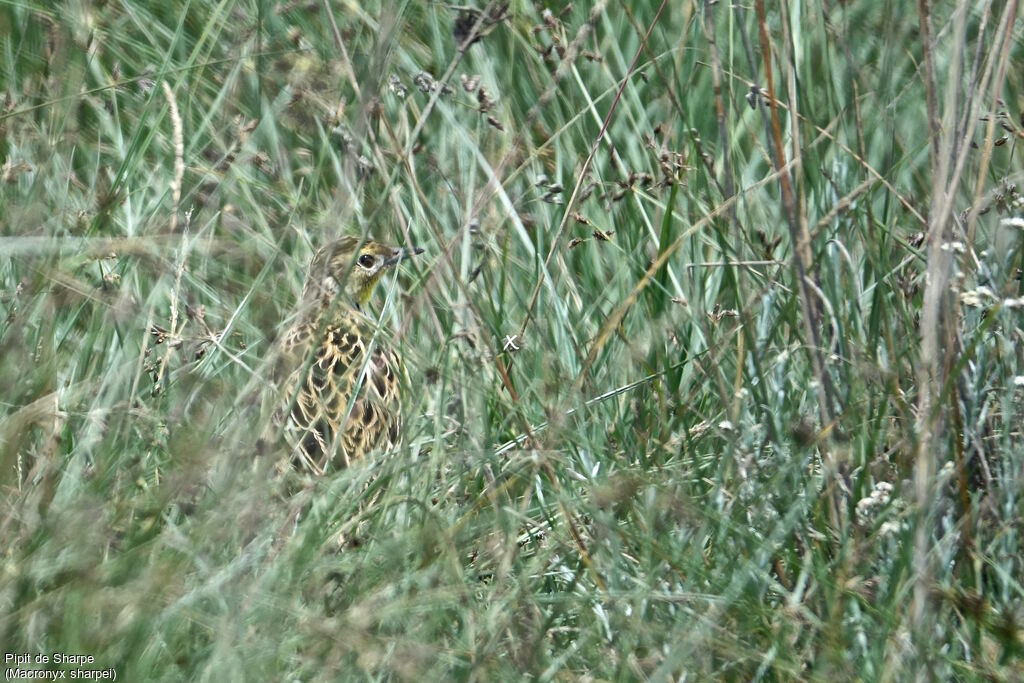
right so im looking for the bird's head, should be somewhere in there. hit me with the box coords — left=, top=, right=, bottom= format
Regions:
left=302, top=236, right=423, bottom=308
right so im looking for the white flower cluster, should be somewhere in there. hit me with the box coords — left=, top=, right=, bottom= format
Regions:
left=855, top=481, right=893, bottom=525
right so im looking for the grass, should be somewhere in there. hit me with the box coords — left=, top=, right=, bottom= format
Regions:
left=2, top=0, right=1023, bottom=680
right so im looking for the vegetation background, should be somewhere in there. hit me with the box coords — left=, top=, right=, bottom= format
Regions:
left=2, top=0, right=1022, bottom=680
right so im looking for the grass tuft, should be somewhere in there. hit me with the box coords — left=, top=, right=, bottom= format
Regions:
left=2, top=1, right=1023, bottom=679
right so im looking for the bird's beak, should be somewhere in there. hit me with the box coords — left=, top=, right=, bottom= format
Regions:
left=384, top=246, right=424, bottom=267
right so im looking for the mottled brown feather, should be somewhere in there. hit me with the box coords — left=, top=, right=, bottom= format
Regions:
left=274, top=237, right=419, bottom=474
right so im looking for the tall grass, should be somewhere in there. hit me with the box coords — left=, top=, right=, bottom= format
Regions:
left=2, top=1, right=1022, bottom=680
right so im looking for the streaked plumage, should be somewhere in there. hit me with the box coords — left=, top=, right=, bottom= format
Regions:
left=275, top=236, right=421, bottom=474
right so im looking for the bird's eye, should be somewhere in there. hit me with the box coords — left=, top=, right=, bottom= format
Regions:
left=358, top=254, right=376, bottom=269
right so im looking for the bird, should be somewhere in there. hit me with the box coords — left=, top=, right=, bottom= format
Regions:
left=272, top=235, right=422, bottom=475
